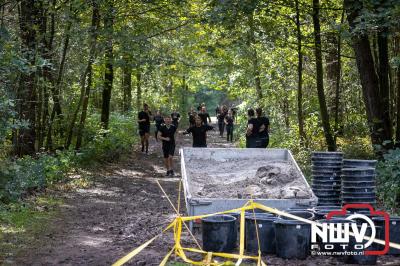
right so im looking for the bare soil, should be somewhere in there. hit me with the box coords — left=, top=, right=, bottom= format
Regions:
left=3, top=121, right=400, bottom=266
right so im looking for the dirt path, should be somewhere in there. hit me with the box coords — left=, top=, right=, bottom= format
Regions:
left=5, top=121, right=400, bottom=266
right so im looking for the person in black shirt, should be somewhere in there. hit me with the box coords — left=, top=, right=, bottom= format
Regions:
left=153, top=110, right=164, bottom=141
left=217, top=105, right=228, bottom=137
left=183, top=115, right=214, bottom=147
left=256, top=107, right=270, bottom=148
left=225, top=110, right=234, bottom=142
left=215, top=105, right=221, bottom=116
left=198, top=106, right=211, bottom=125
left=246, top=108, right=259, bottom=148
left=188, top=107, right=196, bottom=126
left=171, top=110, right=181, bottom=128
left=158, top=115, right=177, bottom=176
left=138, top=103, right=152, bottom=153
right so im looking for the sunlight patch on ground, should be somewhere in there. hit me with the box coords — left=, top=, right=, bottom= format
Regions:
left=78, top=235, right=111, bottom=247
left=76, top=186, right=122, bottom=197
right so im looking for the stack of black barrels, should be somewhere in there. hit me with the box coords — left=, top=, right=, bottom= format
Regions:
left=342, top=159, right=377, bottom=208
left=311, top=152, right=343, bottom=206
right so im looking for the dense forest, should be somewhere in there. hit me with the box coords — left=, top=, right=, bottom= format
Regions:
left=0, top=0, right=400, bottom=212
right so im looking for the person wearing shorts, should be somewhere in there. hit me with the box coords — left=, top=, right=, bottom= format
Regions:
left=138, top=103, right=152, bottom=153
left=158, top=115, right=177, bottom=176
left=225, top=110, right=234, bottom=142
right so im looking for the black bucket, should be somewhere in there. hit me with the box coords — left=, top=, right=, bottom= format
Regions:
left=342, top=187, right=375, bottom=193
left=314, top=218, right=356, bottom=252
left=280, top=210, right=315, bottom=221
left=312, top=166, right=342, bottom=172
left=312, top=151, right=343, bottom=158
left=274, top=219, right=311, bottom=259
left=312, top=161, right=343, bottom=167
left=314, top=209, right=345, bottom=220
left=313, top=206, right=341, bottom=212
left=343, top=159, right=377, bottom=169
left=372, top=216, right=400, bottom=255
left=344, top=225, right=381, bottom=265
left=313, top=175, right=341, bottom=181
left=342, top=192, right=376, bottom=198
left=312, top=181, right=341, bottom=187
left=342, top=168, right=376, bottom=176
left=202, top=215, right=237, bottom=252
left=342, top=175, right=375, bottom=182
left=245, top=213, right=277, bottom=254
left=342, top=181, right=375, bottom=188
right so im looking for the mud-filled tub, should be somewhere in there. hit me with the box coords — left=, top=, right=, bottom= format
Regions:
left=180, top=148, right=317, bottom=225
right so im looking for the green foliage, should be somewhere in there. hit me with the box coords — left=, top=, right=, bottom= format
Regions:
left=377, top=149, right=400, bottom=214
left=0, top=113, right=137, bottom=203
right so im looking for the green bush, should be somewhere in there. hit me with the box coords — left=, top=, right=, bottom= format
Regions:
left=376, top=149, right=400, bottom=214
left=0, top=112, right=137, bottom=203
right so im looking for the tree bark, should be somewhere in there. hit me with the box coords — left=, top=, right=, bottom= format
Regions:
left=295, top=0, right=305, bottom=146
left=395, top=36, right=400, bottom=146
left=345, top=0, right=392, bottom=152
left=100, top=0, right=114, bottom=129
left=74, top=0, right=100, bottom=149
left=312, top=0, right=336, bottom=151
left=247, top=11, right=263, bottom=101
left=16, top=0, right=41, bottom=156
left=334, top=10, right=345, bottom=144
left=136, top=70, right=142, bottom=109
left=122, top=62, right=132, bottom=113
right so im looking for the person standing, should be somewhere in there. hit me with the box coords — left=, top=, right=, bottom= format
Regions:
left=217, top=106, right=227, bottom=137
left=158, top=115, right=177, bottom=176
left=171, top=109, right=181, bottom=128
left=188, top=107, right=196, bottom=127
left=153, top=110, right=164, bottom=141
left=256, top=107, right=270, bottom=148
left=225, top=110, right=234, bottom=142
left=246, top=108, right=259, bottom=148
left=198, top=106, right=211, bottom=125
left=215, top=105, right=221, bottom=116
left=138, top=103, right=152, bottom=153
left=183, top=116, right=214, bottom=147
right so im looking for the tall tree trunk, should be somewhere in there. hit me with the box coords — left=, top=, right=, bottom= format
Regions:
left=74, top=0, right=100, bottom=150
left=100, top=0, right=114, bottom=129
left=377, top=28, right=393, bottom=148
left=295, top=0, right=305, bottom=146
left=122, top=62, right=132, bottom=113
left=136, top=70, right=142, bottom=109
left=312, top=0, right=336, bottom=151
left=344, top=0, right=392, bottom=152
left=16, top=0, right=41, bottom=156
left=395, top=36, right=400, bottom=146
left=247, top=11, right=263, bottom=101
left=334, top=10, right=345, bottom=144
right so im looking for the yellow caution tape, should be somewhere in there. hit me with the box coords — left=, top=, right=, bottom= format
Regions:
left=112, top=200, right=400, bottom=265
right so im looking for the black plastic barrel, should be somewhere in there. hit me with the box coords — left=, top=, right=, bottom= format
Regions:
left=315, top=218, right=356, bottom=252
left=280, top=210, right=315, bottom=221
left=312, top=151, right=344, bottom=158
left=343, top=159, right=377, bottom=169
left=341, top=168, right=376, bottom=206
left=245, top=213, right=277, bottom=254
left=344, top=225, right=381, bottom=265
left=373, top=216, right=400, bottom=255
left=202, top=215, right=237, bottom=252
left=274, top=219, right=311, bottom=259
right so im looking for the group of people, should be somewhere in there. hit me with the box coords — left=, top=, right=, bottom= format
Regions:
left=246, top=107, right=270, bottom=148
left=137, top=103, right=269, bottom=176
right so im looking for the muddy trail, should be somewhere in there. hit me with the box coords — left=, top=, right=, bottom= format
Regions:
left=4, top=121, right=400, bottom=266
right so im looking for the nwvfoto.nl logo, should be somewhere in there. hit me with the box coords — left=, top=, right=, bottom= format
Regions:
left=311, top=204, right=390, bottom=255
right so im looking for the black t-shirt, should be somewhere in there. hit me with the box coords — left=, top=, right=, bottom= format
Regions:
left=185, top=125, right=213, bottom=147
left=153, top=115, right=164, bottom=127
left=159, top=124, right=176, bottom=146
left=138, top=111, right=151, bottom=128
left=258, top=116, right=270, bottom=138
left=198, top=112, right=210, bottom=125
left=247, top=117, right=259, bottom=138
left=215, top=107, right=220, bottom=115
left=188, top=112, right=196, bottom=124
left=217, top=111, right=227, bottom=122
left=225, top=116, right=234, bottom=126
left=171, top=112, right=181, bottom=124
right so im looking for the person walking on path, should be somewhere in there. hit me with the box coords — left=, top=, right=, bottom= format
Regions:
left=215, top=105, right=221, bottom=116
left=217, top=105, right=228, bottom=137
left=183, top=115, right=214, bottom=147
left=246, top=108, right=259, bottom=148
left=198, top=106, right=211, bottom=125
left=256, top=107, right=270, bottom=148
left=153, top=110, right=164, bottom=141
left=138, top=103, right=152, bottom=153
left=188, top=107, right=196, bottom=127
left=171, top=109, right=181, bottom=128
left=225, top=109, right=234, bottom=142
left=158, top=115, right=177, bottom=176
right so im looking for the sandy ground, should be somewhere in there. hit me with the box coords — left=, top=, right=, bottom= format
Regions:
left=187, top=158, right=312, bottom=199
left=2, top=120, right=400, bottom=265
